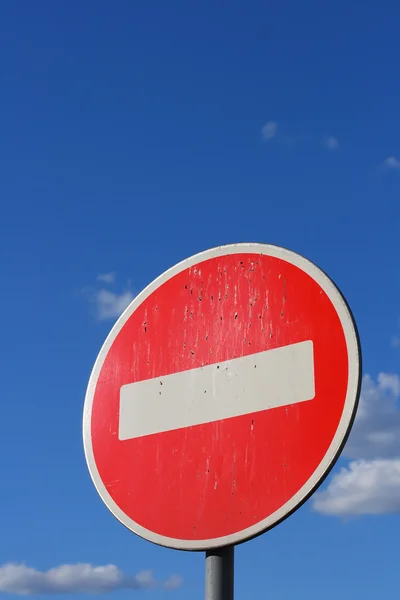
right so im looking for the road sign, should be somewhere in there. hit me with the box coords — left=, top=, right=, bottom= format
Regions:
left=83, top=243, right=361, bottom=550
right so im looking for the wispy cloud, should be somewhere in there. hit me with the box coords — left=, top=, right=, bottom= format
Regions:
left=96, top=272, right=115, bottom=284
left=392, top=335, right=400, bottom=349
left=83, top=272, right=134, bottom=321
left=324, top=136, right=339, bottom=150
left=261, top=121, right=278, bottom=141
left=93, top=289, right=134, bottom=321
left=383, top=156, right=400, bottom=169
left=164, top=575, right=184, bottom=590
left=313, top=372, right=400, bottom=516
left=0, top=563, right=183, bottom=595
left=261, top=122, right=340, bottom=151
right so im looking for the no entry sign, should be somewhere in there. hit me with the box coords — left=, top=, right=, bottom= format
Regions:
left=83, top=244, right=361, bottom=550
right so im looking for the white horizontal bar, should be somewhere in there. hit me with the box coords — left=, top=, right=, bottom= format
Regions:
left=119, top=340, right=315, bottom=440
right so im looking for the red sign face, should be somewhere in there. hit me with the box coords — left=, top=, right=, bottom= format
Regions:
left=83, top=244, right=360, bottom=550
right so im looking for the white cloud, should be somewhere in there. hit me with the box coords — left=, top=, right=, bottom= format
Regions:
left=312, top=372, right=400, bottom=516
left=261, top=121, right=278, bottom=141
left=83, top=273, right=134, bottom=321
left=383, top=156, right=400, bottom=169
left=93, top=289, right=134, bottom=321
left=164, top=575, right=183, bottom=590
left=313, top=460, right=400, bottom=516
left=377, top=372, right=400, bottom=396
left=324, top=136, right=339, bottom=150
left=0, top=563, right=181, bottom=595
left=96, top=272, right=115, bottom=284
left=343, top=373, right=400, bottom=460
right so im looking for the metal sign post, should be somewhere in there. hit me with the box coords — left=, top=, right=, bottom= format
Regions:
left=205, top=546, right=234, bottom=600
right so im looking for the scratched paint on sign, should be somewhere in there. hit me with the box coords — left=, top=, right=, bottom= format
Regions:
left=90, top=253, right=349, bottom=541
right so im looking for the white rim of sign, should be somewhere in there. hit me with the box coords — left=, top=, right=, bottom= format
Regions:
left=83, top=243, right=361, bottom=551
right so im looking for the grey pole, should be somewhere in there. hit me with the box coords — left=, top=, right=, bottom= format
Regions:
left=205, top=546, right=234, bottom=600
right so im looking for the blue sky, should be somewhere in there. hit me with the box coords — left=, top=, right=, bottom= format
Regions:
left=1, top=0, right=400, bottom=598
